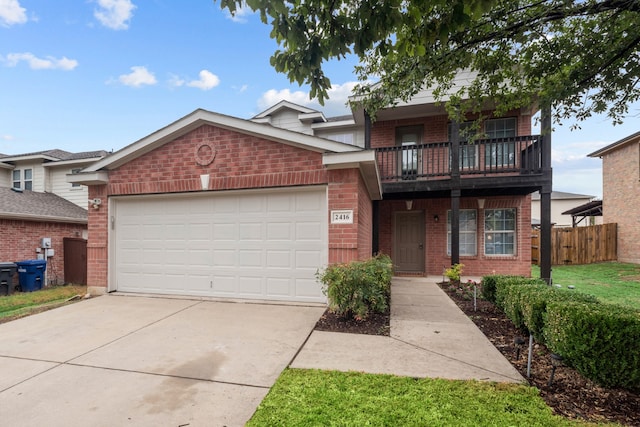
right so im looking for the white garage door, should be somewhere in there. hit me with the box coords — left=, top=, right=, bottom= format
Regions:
left=111, top=187, right=327, bottom=302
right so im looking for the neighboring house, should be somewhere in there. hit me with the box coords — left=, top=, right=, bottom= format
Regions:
left=0, top=149, right=108, bottom=209
left=71, top=83, right=552, bottom=299
left=0, top=187, right=88, bottom=285
left=0, top=149, right=107, bottom=285
left=531, top=191, right=599, bottom=228
left=588, top=131, right=640, bottom=264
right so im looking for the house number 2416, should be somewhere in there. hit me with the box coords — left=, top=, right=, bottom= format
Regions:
left=331, top=210, right=354, bottom=224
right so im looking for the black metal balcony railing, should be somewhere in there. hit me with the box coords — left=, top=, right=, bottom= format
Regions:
left=375, top=135, right=543, bottom=182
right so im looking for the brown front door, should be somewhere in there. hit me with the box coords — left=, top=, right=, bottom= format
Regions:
left=394, top=211, right=425, bottom=272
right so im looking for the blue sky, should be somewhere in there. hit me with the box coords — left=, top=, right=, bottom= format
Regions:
left=1, top=0, right=638, bottom=198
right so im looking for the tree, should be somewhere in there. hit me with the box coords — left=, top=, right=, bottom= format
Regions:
left=218, top=0, right=640, bottom=123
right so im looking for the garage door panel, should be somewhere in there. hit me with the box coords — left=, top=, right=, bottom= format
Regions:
left=113, top=187, right=327, bottom=302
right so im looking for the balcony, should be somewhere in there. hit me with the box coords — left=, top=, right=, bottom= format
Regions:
left=375, top=135, right=549, bottom=197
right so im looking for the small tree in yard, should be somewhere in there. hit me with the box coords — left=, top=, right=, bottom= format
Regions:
left=316, top=254, right=393, bottom=321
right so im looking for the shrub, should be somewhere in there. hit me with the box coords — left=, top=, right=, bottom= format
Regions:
left=493, top=276, right=545, bottom=311
left=480, top=275, right=501, bottom=304
left=544, top=301, right=640, bottom=390
left=519, top=286, right=599, bottom=342
left=444, top=263, right=464, bottom=283
left=316, top=254, right=392, bottom=320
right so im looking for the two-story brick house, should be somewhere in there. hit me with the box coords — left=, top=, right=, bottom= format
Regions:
left=589, top=132, right=640, bottom=264
left=0, top=149, right=107, bottom=286
left=70, top=85, right=552, bottom=298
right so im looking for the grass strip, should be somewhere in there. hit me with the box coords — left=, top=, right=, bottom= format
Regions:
left=0, top=285, right=86, bottom=320
left=248, top=369, right=606, bottom=426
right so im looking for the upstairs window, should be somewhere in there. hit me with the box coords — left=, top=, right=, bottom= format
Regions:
left=484, top=118, right=517, bottom=168
left=396, top=125, right=423, bottom=178
left=448, top=122, right=478, bottom=169
left=71, top=168, right=82, bottom=187
left=12, top=169, right=32, bottom=190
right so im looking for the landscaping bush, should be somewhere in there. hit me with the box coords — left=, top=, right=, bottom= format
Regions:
left=493, top=276, right=545, bottom=312
left=480, top=275, right=502, bottom=304
left=544, top=301, right=640, bottom=390
left=316, top=254, right=392, bottom=320
left=519, top=286, right=599, bottom=342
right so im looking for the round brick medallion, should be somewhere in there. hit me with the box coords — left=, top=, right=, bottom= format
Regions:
left=195, top=143, right=216, bottom=166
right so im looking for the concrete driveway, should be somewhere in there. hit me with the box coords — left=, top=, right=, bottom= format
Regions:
left=0, top=295, right=325, bottom=426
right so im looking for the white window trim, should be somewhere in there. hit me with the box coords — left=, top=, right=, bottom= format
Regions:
left=447, top=209, right=478, bottom=256
left=484, top=208, right=517, bottom=256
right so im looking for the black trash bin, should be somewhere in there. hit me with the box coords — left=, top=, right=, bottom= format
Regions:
left=16, top=260, right=47, bottom=292
left=0, top=262, right=17, bottom=296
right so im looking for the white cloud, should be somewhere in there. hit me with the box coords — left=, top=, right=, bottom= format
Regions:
left=223, top=2, right=254, bottom=23
left=3, top=52, right=78, bottom=70
left=94, top=0, right=136, bottom=30
left=1, top=134, right=14, bottom=141
left=186, top=70, right=220, bottom=90
left=257, top=81, right=359, bottom=117
left=117, top=66, right=156, bottom=87
left=0, top=0, right=27, bottom=26
left=168, top=74, right=185, bottom=88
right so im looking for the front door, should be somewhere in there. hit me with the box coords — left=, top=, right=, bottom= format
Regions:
left=394, top=211, right=425, bottom=272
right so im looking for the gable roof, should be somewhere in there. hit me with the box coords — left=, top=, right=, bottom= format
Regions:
left=588, top=130, right=640, bottom=158
left=83, top=108, right=361, bottom=173
left=0, top=149, right=107, bottom=164
left=0, top=187, right=87, bottom=224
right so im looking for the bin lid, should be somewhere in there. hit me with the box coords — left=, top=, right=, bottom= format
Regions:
left=0, top=262, right=17, bottom=267
left=15, top=259, right=47, bottom=266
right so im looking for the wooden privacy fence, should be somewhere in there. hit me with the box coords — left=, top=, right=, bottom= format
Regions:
left=531, top=223, right=617, bottom=266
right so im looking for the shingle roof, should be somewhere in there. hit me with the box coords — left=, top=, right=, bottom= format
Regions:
left=531, top=191, right=595, bottom=200
left=0, top=149, right=107, bottom=161
left=0, top=187, right=87, bottom=223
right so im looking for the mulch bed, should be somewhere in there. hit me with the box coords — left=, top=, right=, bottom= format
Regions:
left=313, top=285, right=640, bottom=426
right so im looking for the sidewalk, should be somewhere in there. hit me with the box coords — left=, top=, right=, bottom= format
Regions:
left=291, top=276, right=524, bottom=383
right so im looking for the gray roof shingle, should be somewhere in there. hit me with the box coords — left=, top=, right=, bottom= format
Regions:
left=0, top=187, right=87, bottom=223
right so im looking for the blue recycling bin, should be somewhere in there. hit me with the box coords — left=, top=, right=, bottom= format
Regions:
left=0, top=262, right=17, bottom=296
left=16, top=260, right=47, bottom=292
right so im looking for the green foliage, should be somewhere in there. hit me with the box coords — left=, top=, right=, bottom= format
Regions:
left=544, top=302, right=640, bottom=390
left=248, top=369, right=585, bottom=426
left=219, top=0, right=640, bottom=127
left=493, top=276, right=545, bottom=311
left=444, top=263, right=464, bottom=283
left=519, top=286, right=599, bottom=342
left=316, top=254, right=392, bottom=320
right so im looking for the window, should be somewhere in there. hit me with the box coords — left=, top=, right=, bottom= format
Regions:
left=484, top=118, right=517, bottom=167
left=396, top=125, right=423, bottom=178
left=447, top=209, right=477, bottom=256
left=484, top=208, right=516, bottom=255
left=24, top=169, right=32, bottom=191
left=12, top=170, right=20, bottom=189
left=11, top=169, right=32, bottom=190
left=71, top=168, right=82, bottom=187
left=448, top=122, right=479, bottom=169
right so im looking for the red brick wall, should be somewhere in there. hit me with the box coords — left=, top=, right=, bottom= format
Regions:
left=371, top=109, right=531, bottom=148
left=378, top=195, right=532, bottom=277
left=602, top=141, right=640, bottom=263
left=0, top=219, right=87, bottom=287
left=86, top=124, right=371, bottom=292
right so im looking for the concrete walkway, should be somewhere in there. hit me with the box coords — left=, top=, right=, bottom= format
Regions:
left=292, top=276, right=524, bottom=383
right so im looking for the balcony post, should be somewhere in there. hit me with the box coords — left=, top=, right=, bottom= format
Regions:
left=364, top=110, right=372, bottom=149
left=540, top=104, right=553, bottom=284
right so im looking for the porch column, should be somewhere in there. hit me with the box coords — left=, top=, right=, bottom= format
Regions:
left=372, top=200, right=380, bottom=255
left=450, top=119, right=461, bottom=266
left=540, top=104, right=553, bottom=284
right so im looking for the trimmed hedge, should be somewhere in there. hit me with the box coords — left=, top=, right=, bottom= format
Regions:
left=483, top=274, right=640, bottom=390
left=316, top=254, right=392, bottom=320
left=544, top=301, right=640, bottom=390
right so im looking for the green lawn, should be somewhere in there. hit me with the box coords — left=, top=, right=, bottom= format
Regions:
left=0, top=284, right=87, bottom=322
left=248, top=369, right=607, bottom=426
left=532, top=262, right=640, bottom=310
